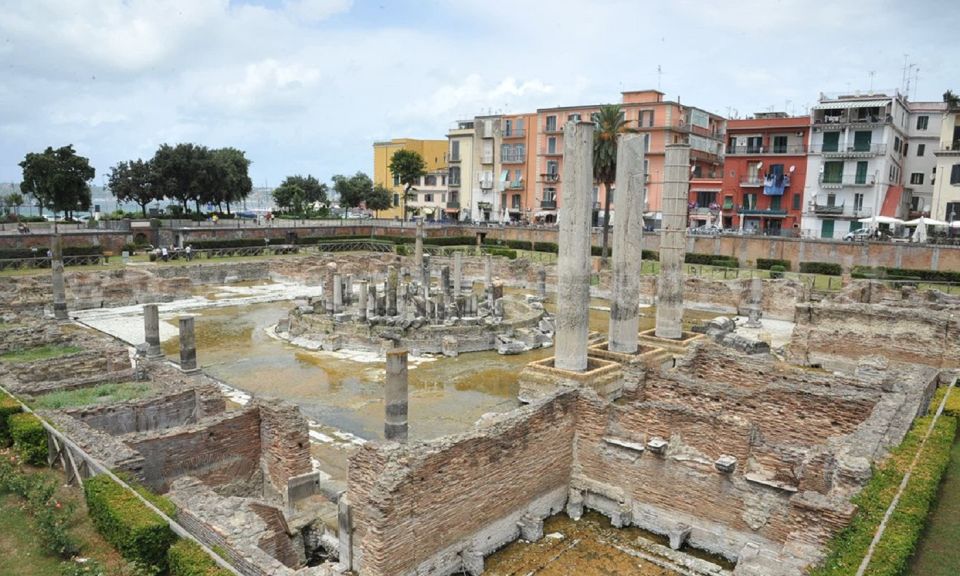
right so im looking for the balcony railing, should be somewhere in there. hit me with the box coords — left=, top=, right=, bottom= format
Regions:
left=448, top=179, right=460, bottom=187
left=449, top=154, right=461, bottom=163
left=502, top=155, right=526, bottom=163
left=727, top=144, right=807, bottom=155
left=506, top=180, right=524, bottom=190
left=502, top=128, right=526, bottom=138
left=446, top=200, right=460, bottom=209
left=937, top=141, right=960, bottom=154
left=812, top=203, right=873, bottom=218
left=818, top=174, right=877, bottom=188
left=540, top=200, right=557, bottom=210
left=814, top=113, right=892, bottom=126
left=540, top=148, right=562, bottom=156
left=540, top=173, right=560, bottom=183
left=740, top=177, right=764, bottom=187
left=813, top=143, right=887, bottom=157
left=737, top=207, right=788, bottom=216
left=543, top=124, right=561, bottom=134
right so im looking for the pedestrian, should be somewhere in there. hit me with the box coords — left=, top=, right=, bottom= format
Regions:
left=185, top=244, right=192, bottom=261
left=161, top=246, right=169, bottom=262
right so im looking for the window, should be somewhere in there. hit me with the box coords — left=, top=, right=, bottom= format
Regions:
left=547, top=137, right=557, bottom=154
left=504, top=119, right=512, bottom=136
left=723, top=195, right=734, bottom=209
left=823, top=161, right=843, bottom=184
left=546, top=160, right=558, bottom=176
left=393, top=173, right=400, bottom=186
left=501, top=193, right=506, bottom=207
left=910, top=173, right=924, bottom=185
left=854, top=193, right=864, bottom=212
left=449, top=167, right=460, bottom=186
left=696, top=191, right=716, bottom=207
left=744, top=193, right=757, bottom=209
left=827, top=193, right=837, bottom=207
left=512, top=194, right=521, bottom=209
left=918, top=144, right=926, bottom=157
left=425, top=175, right=436, bottom=186
left=855, top=161, right=868, bottom=184
left=822, top=132, right=840, bottom=152
left=747, top=136, right=762, bottom=153
left=545, top=115, right=557, bottom=131
left=450, top=140, right=460, bottom=161
left=947, top=202, right=960, bottom=220
left=894, top=136, right=901, bottom=153
left=424, top=193, right=433, bottom=202
left=773, top=136, right=788, bottom=153
left=747, top=161, right=762, bottom=181
left=889, top=165, right=896, bottom=182
left=393, top=193, right=399, bottom=206
left=568, top=113, right=581, bottom=123
left=792, top=193, right=801, bottom=210
left=951, top=164, right=960, bottom=185
left=770, top=196, right=781, bottom=210
left=728, top=137, right=737, bottom=153
left=482, top=140, right=493, bottom=163
left=917, top=115, right=929, bottom=130
left=516, top=118, right=524, bottom=132
left=910, top=196, right=920, bottom=211
left=641, top=110, right=654, bottom=127
left=853, top=131, right=872, bottom=152
left=544, top=188, right=556, bottom=202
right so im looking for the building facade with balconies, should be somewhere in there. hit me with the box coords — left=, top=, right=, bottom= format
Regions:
left=372, top=138, right=449, bottom=220
left=713, top=113, right=810, bottom=235
left=801, top=90, right=910, bottom=239
left=446, top=120, right=475, bottom=222
left=931, top=103, right=960, bottom=223
left=904, top=101, right=947, bottom=218
left=535, top=89, right=725, bottom=226
left=404, top=170, right=450, bottom=222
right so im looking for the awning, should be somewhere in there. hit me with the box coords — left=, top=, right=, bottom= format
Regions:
left=508, top=208, right=522, bottom=213
left=444, top=207, right=460, bottom=213
left=813, top=99, right=888, bottom=110
left=535, top=210, right=556, bottom=217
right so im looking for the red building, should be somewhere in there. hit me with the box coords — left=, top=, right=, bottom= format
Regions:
left=714, top=113, right=811, bottom=235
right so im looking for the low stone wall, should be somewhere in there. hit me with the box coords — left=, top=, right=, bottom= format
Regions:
left=347, top=391, right=577, bottom=576
left=4, top=347, right=132, bottom=394
left=64, top=388, right=222, bottom=436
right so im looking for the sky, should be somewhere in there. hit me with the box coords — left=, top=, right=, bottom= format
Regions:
left=1, top=0, right=958, bottom=188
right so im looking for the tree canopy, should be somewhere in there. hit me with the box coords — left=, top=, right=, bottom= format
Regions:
left=147, top=143, right=253, bottom=217
left=388, top=149, right=426, bottom=220
left=19, top=145, right=95, bottom=217
left=366, top=184, right=392, bottom=214
left=273, top=175, right=328, bottom=215
left=107, top=159, right=156, bottom=217
left=593, top=104, right=630, bottom=263
left=332, top=171, right=374, bottom=209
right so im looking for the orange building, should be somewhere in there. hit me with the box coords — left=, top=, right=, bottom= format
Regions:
left=534, top=90, right=725, bottom=225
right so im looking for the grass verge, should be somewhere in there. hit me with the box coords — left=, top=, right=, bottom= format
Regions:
left=28, top=383, right=153, bottom=411
left=0, top=345, right=83, bottom=364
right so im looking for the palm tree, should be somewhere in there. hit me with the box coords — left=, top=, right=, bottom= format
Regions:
left=593, top=104, right=630, bottom=264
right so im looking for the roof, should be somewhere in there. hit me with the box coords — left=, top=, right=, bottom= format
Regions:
left=813, top=99, right=889, bottom=110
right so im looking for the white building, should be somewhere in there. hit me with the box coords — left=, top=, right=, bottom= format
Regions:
left=405, top=170, right=450, bottom=222
left=931, top=102, right=960, bottom=223
left=446, top=120, right=475, bottom=223
left=802, top=90, right=910, bottom=239
left=471, top=115, right=504, bottom=223
left=904, top=101, right=947, bottom=217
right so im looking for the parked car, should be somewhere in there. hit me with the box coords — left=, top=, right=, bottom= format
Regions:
left=689, top=225, right=724, bottom=236
left=843, top=228, right=873, bottom=241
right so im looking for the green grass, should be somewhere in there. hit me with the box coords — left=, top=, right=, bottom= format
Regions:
left=0, top=344, right=83, bottom=364
left=909, top=435, right=960, bottom=575
left=28, top=382, right=154, bottom=410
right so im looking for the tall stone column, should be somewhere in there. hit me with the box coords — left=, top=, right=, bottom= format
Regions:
left=386, top=266, right=398, bottom=316
left=414, top=220, right=424, bottom=273
left=324, top=262, right=337, bottom=315
left=368, top=285, right=377, bottom=317
left=178, top=316, right=198, bottom=372
left=333, top=274, right=343, bottom=314
left=384, top=348, right=409, bottom=442
left=538, top=266, right=547, bottom=299
left=454, top=251, right=462, bottom=294
left=421, top=254, right=431, bottom=299
left=50, top=235, right=68, bottom=320
left=358, top=280, right=368, bottom=322
left=143, top=304, right=163, bottom=358
left=440, top=265, right=451, bottom=299
left=484, top=254, right=493, bottom=292
left=655, top=144, right=691, bottom=339
left=344, top=274, right=353, bottom=306
left=745, top=277, right=763, bottom=328
left=555, top=121, right=594, bottom=372
left=608, top=133, right=647, bottom=353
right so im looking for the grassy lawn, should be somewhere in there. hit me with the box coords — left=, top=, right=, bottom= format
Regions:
left=27, top=382, right=154, bottom=410
left=909, top=436, right=960, bottom=575
left=0, top=456, right=127, bottom=576
left=0, top=344, right=83, bottom=364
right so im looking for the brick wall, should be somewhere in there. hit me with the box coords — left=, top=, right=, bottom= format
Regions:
left=67, top=389, right=205, bottom=436
left=258, top=400, right=312, bottom=496
left=348, top=392, right=577, bottom=576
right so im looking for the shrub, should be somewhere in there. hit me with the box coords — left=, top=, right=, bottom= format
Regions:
left=0, top=457, right=78, bottom=558
left=756, top=258, right=791, bottom=271
left=9, top=413, right=47, bottom=466
left=0, top=392, right=22, bottom=446
left=684, top=253, right=738, bottom=267
left=84, top=475, right=177, bottom=573
left=801, top=261, right=843, bottom=276
left=395, top=244, right=410, bottom=256
left=769, top=265, right=786, bottom=279
left=642, top=250, right=660, bottom=261
left=810, top=413, right=957, bottom=576
left=168, top=539, right=233, bottom=576
left=929, top=384, right=960, bottom=418
left=485, top=248, right=517, bottom=260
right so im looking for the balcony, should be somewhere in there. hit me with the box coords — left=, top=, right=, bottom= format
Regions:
left=818, top=174, right=877, bottom=188
left=448, top=154, right=461, bottom=163
left=540, top=173, right=560, bottom=183
left=813, top=143, right=886, bottom=157
left=502, top=154, right=526, bottom=164
left=448, top=179, right=460, bottom=187
left=936, top=141, right=960, bottom=156
left=543, top=124, right=562, bottom=134
left=446, top=200, right=460, bottom=209
left=502, top=128, right=526, bottom=138
left=479, top=179, right=493, bottom=189
left=737, top=207, right=788, bottom=217
left=814, top=113, right=891, bottom=126
left=689, top=207, right=715, bottom=216
left=812, top=203, right=873, bottom=218
left=506, top=180, right=525, bottom=190
left=540, top=200, right=557, bottom=210
left=540, top=148, right=562, bottom=156
left=740, top=177, right=764, bottom=187
left=727, top=144, right=807, bottom=155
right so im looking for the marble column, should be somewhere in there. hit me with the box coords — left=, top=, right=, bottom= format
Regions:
left=384, top=348, right=408, bottom=442
left=414, top=220, right=424, bottom=273
left=655, top=144, right=691, bottom=339
left=358, top=280, right=368, bottom=322
left=51, top=235, right=68, bottom=320
left=387, top=266, right=398, bottom=316
left=178, top=316, right=198, bottom=372
left=143, top=304, right=163, bottom=358
left=454, top=251, right=463, bottom=294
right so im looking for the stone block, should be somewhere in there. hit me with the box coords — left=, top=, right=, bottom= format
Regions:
left=518, top=514, right=544, bottom=542
left=461, top=547, right=484, bottom=576
left=565, top=489, right=584, bottom=520
left=715, top=454, right=737, bottom=473
left=647, top=437, right=668, bottom=455
left=668, top=523, right=691, bottom=550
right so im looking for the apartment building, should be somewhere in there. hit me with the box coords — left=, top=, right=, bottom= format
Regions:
left=931, top=102, right=960, bottom=222
left=904, top=101, right=947, bottom=217
left=706, top=113, right=810, bottom=235
left=801, top=90, right=910, bottom=239
left=404, top=169, right=449, bottom=221
left=446, top=120, right=475, bottom=222
left=535, top=90, right=725, bottom=226
left=372, top=138, right=448, bottom=220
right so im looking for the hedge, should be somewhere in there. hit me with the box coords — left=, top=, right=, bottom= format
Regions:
left=168, top=539, right=233, bottom=576
left=189, top=238, right=281, bottom=249
left=485, top=248, right=517, bottom=260
left=684, top=253, right=739, bottom=268
left=850, top=265, right=960, bottom=283
left=0, top=245, right=102, bottom=259
left=0, top=393, right=21, bottom=447
left=84, top=475, right=177, bottom=572
left=929, top=384, right=960, bottom=418
left=801, top=261, right=843, bottom=276
left=809, top=411, right=957, bottom=576
left=756, top=258, right=791, bottom=271
left=769, top=265, right=786, bottom=279
left=8, top=412, right=47, bottom=465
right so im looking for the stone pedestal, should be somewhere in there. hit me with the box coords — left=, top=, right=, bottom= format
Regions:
left=178, top=316, right=198, bottom=373
left=51, top=235, right=68, bottom=320
left=384, top=348, right=409, bottom=442
left=608, top=134, right=646, bottom=353
left=555, top=121, right=594, bottom=372
left=143, top=304, right=163, bottom=358
left=655, top=144, right=690, bottom=339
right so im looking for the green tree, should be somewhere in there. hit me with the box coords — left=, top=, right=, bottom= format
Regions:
left=332, top=171, right=373, bottom=209
left=150, top=143, right=211, bottom=217
left=593, top=104, right=630, bottom=264
left=366, top=184, right=392, bottom=215
left=4, top=192, right=24, bottom=216
left=273, top=175, right=327, bottom=216
left=19, top=145, right=95, bottom=219
left=945, top=90, right=960, bottom=111
left=210, top=147, right=253, bottom=214
left=388, top=149, right=426, bottom=220
left=107, top=159, right=157, bottom=217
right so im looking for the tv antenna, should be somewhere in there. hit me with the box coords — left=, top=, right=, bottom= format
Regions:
left=657, top=65, right=662, bottom=91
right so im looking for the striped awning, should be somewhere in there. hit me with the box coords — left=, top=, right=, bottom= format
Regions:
left=813, top=99, right=888, bottom=110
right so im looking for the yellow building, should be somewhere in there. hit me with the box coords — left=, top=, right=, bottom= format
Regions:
left=373, top=138, right=448, bottom=219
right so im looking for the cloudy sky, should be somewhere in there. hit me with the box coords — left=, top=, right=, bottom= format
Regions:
left=1, top=0, right=957, bottom=187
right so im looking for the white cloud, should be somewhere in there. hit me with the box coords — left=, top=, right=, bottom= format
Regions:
left=284, top=0, right=353, bottom=23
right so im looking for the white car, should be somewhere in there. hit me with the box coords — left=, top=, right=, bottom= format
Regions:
left=843, top=228, right=873, bottom=241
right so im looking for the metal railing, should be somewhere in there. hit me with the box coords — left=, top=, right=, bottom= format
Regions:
left=502, top=128, right=526, bottom=138
left=813, top=143, right=887, bottom=156
left=818, top=174, right=877, bottom=187
left=540, top=200, right=557, bottom=210
left=0, top=254, right=106, bottom=271
left=501, top=154, right=526, bottom=163
left=727, top=144, right=807, bottom=155
left=540, top=173, right=560, bottom=183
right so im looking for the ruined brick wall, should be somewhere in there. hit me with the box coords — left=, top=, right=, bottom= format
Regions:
left=66, top=389, right=207, bottom=436
left=348, top=392, right=577, bottom=576
left=126, top=408, right=263, bottom=493
left=789, top=302, right=960, bottom=371
left=258, top=400, right=312, bottom=496
left=6, top=347, right=132, bottom=393
left=632, top=276, right=804, bottom=321
left=0, top=322, right=64, bottom=353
